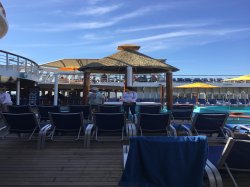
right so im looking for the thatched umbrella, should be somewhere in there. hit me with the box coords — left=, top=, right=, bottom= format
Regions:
left=79, top=45, right=178, bottom=74
left=79, top=44, right=179, bottom=109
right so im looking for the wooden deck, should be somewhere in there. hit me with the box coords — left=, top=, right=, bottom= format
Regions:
left=0, top=137, right=249, bottom=186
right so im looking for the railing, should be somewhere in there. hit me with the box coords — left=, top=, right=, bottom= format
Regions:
left=0, top=2, right=6, bottom=17
left=38, top=67, right=245, bottom=87
left=0, top=50, right=40, bottom=82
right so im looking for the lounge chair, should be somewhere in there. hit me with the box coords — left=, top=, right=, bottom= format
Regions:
left=138, top=113, right=176, bottom=136
left=92, top=113, right=127, bottom=141
left=208, top=137, right=250, bottom=187
left=224, top=124, right=250, bottom=138
left=208, top=99, right=217, bottom=105
left=183, top=113, right=229, bottom=142
left=68, top=105, right=91, bottom=121
left=37, top=105, right=60, bottom=122
left=120, top=136, right=222, bottom=187
left=139, top=105, right=161, bottom=114
left=171, top=105, right=194, bottom=135
left=238, top=99, right=249, bottom=105
left=84, top=113, right=136, bottom=148
left=98, top=105, right=122, bottom=113
left=7, top=105, right=32, bottom=113
left=198, top=98, right=207, bottom=105
left=229, top=99, right=238, bottom=105
left=48, top=112, right=85, bottom=141
left=1, top=113, right=50, bottom=149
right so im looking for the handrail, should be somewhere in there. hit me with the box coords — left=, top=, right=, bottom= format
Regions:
left=0, top=50, right=39, bottom=66
left=0, top=50, right=40, bottom=82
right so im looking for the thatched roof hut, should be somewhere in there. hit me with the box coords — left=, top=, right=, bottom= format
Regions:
left=78, top=44, right=179, bottom=73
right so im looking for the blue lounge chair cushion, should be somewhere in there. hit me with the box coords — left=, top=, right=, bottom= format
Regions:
left=119, top=136, right=208, bottom=187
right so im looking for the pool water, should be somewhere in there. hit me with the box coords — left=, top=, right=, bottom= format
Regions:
left=196, top=105, right=250, bottom=114
left=195, top=105, right=250, bottom=124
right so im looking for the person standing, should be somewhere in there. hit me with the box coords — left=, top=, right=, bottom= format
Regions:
left=88, top=87, right=105, bottom=112
left=121, top=87, right=137, bottom=119
left=0, top=87, right=13, bottom=112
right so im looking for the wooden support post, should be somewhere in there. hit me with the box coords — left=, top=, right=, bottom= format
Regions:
left=83, top=71, right=90, bottom=105
left=166, top=72, right=173, bottom=110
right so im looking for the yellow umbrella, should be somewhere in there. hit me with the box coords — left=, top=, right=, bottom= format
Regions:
left=223, top=75, right=250, bottom=81
left=175, top=82, right=219, bottom=104
left=175, top=82, right=218, bottom=88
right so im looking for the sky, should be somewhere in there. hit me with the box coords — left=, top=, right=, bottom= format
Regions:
left=1, top=0, right=250, bottom=75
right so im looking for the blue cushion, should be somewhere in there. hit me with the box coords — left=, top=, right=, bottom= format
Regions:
left=119, top=136, right=208, bottom=187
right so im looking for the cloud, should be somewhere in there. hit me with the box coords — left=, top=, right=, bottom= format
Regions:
left=12, top=4, right=168, bottom=32
left=115, top=27, right=250, bottom=52
left=116, top=22, right=214, bottom=33
left=118, top=28, right=250, bottom=44
left=85, top=0, right=103, bottom=5
left=75, top=4, right=122, bottom=16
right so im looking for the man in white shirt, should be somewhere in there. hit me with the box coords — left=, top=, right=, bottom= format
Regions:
left=0, top=87, right=13, bottom=112
left=121, top=87, right=137, bottom=119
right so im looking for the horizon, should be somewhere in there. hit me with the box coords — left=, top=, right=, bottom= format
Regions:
left=1, top=0, right=250, bottom=75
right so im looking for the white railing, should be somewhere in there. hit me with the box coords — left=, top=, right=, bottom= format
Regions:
left=0, top=50, right=40, bottom=82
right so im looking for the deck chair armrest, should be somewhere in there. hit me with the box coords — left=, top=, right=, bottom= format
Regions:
left=38, top=124, right=52, bottom=149
left=126, top=123, right=137, bottom=137
left=239, top=125, right=250, bottom=132
left=169, top=124, right=177, bottom=136
left=223, top=126, right=234, bottom=137
left=180, top=124, right=193, bottom=135
left=84, top=124, right=95, bottom=148
left=0, top=125, right=7, bottom=132
left=206, top=159, right=223, bottom=187
left=123, top=145, right=129, bottom=168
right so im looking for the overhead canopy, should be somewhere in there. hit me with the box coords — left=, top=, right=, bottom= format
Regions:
left=40, top=59, right=98, bottom=68
left=176, top=82, right=219, bottom=88
left=223, top=75, right=250, bottom=81
left=78, top=45, right=179, bottom=74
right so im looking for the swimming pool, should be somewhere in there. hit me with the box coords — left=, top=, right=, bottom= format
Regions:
left=195, top=105, right=250, bottom=124
left=196, top=105, right=250, bottom=114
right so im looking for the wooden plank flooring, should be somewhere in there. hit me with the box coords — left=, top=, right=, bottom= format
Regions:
left=0, top=138, right=249, bottom=186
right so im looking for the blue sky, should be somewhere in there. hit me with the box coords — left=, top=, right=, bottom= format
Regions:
left=1, top=0, right=250, bottom=75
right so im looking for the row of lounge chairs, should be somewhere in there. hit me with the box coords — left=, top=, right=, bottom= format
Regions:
left=1, top=104, right=250, bottom=186
left=175, top=98, right=250, bottom=105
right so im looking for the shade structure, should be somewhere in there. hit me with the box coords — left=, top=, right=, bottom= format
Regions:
left=176, top=82, right=219, bottom=103
left=223, top=75, right=250, bottom=82
left=78, top=45, right=179, bottom=73
left=59, top=66, right=79, bottom=71
left=176, top=82, right=219, bottom=88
